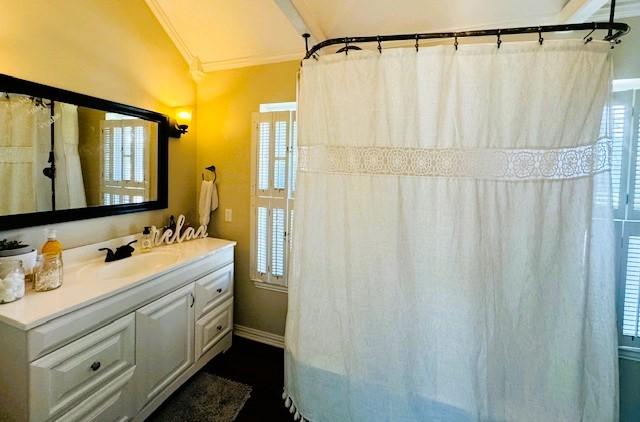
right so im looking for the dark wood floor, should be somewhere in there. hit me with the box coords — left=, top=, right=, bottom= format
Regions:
left=203, top=336, right=293, bottom=421
left=147, top=336, right=292, bottom=421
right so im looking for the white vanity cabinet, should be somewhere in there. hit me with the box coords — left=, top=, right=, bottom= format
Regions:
left=0, top=238, right=235, bottom=422
left=135, top=283, right=195, bottom=410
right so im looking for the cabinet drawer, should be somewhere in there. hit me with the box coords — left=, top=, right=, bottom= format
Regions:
left=195, top=298, right=233, bottom=360
left=194, top=264, right=233, bottom=320
left=53, top=366, right=135, bottom=422
left=30, top=314, right=135, bottom=421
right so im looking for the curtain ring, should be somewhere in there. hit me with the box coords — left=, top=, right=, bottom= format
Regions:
left=583, top=26, right=596, bottom=44
left=454, top=34, right=459, bottom=51
left=496, top=30, right=502, bottom=49
left=377, top=36, right=382, bottom=54
left=538, top=27, right=544, bottom=45
left=415, top=34, right=419, bottom=52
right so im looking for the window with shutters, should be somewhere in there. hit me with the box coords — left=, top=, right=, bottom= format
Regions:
left=609, top=86, right=640, bottom=349
left=100, top=118, right=151, bottom=205
left=251, top=107, right=297, bottom=289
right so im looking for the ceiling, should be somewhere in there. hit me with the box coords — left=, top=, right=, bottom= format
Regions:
left=593, top=0, right=640, bottom=19
left=145, top=0, right=303, bottom=75
left=292, top=0, right=569, bottom=37
left=146, top=0, right=640, bottom=80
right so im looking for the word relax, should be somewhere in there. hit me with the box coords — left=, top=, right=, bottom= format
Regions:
left=150, top=215, right=208, bottom=246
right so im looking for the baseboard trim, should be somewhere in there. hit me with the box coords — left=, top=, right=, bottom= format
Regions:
left=233, top=324, right=284, bottom=349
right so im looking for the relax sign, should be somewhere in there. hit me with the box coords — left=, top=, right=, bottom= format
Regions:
left=150, top=215, right=208, bottom=246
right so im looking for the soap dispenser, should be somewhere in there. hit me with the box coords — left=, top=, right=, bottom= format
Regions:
left=140, top=227, right=153, bottom=253
left=41, top=228, right=63, bottom=256
left=35, top=228, right=64, bottom=292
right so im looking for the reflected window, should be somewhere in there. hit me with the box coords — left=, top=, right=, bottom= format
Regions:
left=101, top=118, right=151, bottom=205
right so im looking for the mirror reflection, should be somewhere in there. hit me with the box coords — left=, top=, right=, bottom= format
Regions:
left=0, top=94, right=158, bottom=216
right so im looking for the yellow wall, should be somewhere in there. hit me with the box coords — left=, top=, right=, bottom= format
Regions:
left=0, top=0, right=196, bottom=248
left=197, top=60, right=299, bottom=336
left=77, top=107, right=106, bottom=206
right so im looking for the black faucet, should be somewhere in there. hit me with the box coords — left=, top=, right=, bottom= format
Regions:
left=98, top=240, right=137, bottom=262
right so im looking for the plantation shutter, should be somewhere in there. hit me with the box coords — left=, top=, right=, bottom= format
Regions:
left=251, top=111, right=296, bottom=286
left=100, top=119, right=151, bottom=205
left=288, top=112, right=297, bottom=261
left=622, top=223, right=640, bottom=341
left=630, top=90, right=640, bottom=219
left=617, top=89, right=640, bottom=348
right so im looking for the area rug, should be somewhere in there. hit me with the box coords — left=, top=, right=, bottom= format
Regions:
left=149, top=372, right=252, bottom=422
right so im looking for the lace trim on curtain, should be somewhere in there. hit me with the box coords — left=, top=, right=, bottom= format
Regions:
left=282, top=389, right=309, bottom=422
left=298, top=138, right=611, bottom=180
left=0, top=146, right=33, bottom=163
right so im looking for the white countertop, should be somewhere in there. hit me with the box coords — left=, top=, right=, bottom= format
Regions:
left=0, top=237, right=235, bottom=330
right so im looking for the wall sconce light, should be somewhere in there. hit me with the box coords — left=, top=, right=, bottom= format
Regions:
left=169, top=109, right=192, bottom=138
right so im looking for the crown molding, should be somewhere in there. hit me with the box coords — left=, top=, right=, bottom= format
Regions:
left=145, top=0, right=302, bottom=78
left=145, top=0, right=194, bottom=63
left=200, top=51, right=302, bottom=73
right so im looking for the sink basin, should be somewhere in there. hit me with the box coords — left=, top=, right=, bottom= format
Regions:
left=77, top=251, right=181, bottom=281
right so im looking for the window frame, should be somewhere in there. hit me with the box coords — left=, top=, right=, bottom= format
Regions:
left=100, top=118, right=152, bottom=205
left=250, top=109, right=297, bottom=292
left=613, top=87, right=640, bottom=351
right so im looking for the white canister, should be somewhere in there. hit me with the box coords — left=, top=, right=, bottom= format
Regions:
left=0, top=260, right=26, bottom=304
left=0, top=248, right=37, bottom=280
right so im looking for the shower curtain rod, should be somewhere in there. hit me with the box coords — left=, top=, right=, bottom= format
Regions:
left=302, top=21, right=629, bottom=59
left=302, top=0, right=629, bottom=59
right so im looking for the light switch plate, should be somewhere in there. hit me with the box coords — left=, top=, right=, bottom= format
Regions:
left=224, top=209, right=232, bottom=222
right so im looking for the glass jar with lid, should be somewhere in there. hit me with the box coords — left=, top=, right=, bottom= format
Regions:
left=0, top=260, right=26, bottom=304
left=34, top=253, right=63, bottom=292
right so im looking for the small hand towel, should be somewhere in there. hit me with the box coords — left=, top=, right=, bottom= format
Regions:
left=211, top=182, right=219, bottom=212
left=199, top=180, right=213, bottom=227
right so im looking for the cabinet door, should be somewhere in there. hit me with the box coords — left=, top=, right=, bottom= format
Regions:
left=135, top=283, right=195, bottom=410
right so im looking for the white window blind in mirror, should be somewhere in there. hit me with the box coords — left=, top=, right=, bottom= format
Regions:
left=100, top=119, right=151, bottom=205
left=251, top=110, right=297, bottom=288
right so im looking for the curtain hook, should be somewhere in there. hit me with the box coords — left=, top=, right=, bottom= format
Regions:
left=454, top=34, right=459, bottom=51
left=415, top=34, right=419, bottom=52
left=496, top=30, right=502, bottom=49
left=377, top=35, right=382, bottom=54
left=538, top=27, right=544, bottom=45
left=344, top=38, right=349, bottom=55
left=584, top=24, right=596, bottom=44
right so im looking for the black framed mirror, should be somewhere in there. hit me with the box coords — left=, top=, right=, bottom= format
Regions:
left=0, top=74, right=169, bottom=230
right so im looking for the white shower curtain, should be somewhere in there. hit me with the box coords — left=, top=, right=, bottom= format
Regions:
left=0, top=95, right=52, bottom=214
left=54, top=102, right=86, bottom=209
left=0, top=98, right=86, bottom=214
left=285, top=40, right=617, bottom=422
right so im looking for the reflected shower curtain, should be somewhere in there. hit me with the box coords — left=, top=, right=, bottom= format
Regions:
left=0, top=95, right=51, bottom=213
left=285, top=40, right=618, bottom=422
left=54, top=102, right=86, bottom=209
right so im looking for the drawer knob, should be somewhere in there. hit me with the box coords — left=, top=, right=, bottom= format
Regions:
left=90, top=361, right=101, bottom=371
left=217, top=325, right=223, bottom=331
left=216, top=288, right=223, bottom=293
